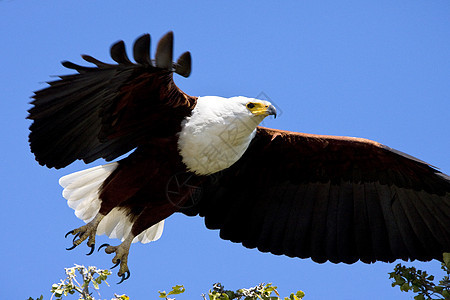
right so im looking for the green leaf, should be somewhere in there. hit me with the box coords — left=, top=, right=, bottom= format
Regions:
left=158, top=291, right=167, bottom=298
left=295, top=291, right=305, bottom=299
left=168, top=285, right=186, bottom=295
left=434, top=286, right=444, bottom=292
left=400, top=282, right=411, bottom=292
left=209, top=292, right=218, bottom=300
left=396, top=278, right=406, bottom=286
left=224, top=291, right=236, bottom=300
left=92, top=280, right=99, bottom=290
left=221, top=293, right=230, bottom=300
left=443, top=253, right=450, bottom=268
left=414, top=294, right=425, bottom=300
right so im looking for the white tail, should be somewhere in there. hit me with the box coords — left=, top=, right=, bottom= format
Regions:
left=59, top=162, right=164, bottom=244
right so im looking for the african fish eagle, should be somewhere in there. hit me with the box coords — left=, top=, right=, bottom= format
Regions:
left=28, top=32, right=450, bottom=282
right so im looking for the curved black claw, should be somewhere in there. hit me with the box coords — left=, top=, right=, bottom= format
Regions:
left=86, top=244, right=95, bottom=256
left=98, top=243, right=110, bottom=252
left=72, top=232, right=82, bottom=243
left=66, top=244, right=77, bottom=251
left=117, top=271, right=131, bottom=284
left=65, top=230, right=75, bottom=238
left=111, top=259, right=120, bottom=270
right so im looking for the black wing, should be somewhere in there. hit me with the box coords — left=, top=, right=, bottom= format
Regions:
left=190, top=127, right=450, bottom=264
left=28, top=32, right=196, bottom=169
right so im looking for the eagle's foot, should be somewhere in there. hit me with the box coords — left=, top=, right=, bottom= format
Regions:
left=65, top=214, right=104, bottom=255
left=98, top=235, right=133, bottom=283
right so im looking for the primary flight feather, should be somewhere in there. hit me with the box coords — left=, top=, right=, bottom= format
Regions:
left=28, top=32, right=450, bottom=282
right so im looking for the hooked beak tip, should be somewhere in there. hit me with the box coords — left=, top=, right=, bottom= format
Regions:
left=268, top=105, right=277, bottom=118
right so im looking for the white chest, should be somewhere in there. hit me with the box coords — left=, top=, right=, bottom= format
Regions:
left=177, top=96, right=263, bottom=175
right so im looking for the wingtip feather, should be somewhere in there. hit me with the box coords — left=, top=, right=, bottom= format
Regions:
left=155, top=31, right=174, bottom=69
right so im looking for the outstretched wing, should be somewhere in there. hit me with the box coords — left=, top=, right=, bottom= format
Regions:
left=193, top=127, right=450, bottom=264
left=28, top=32, right=196, bottom=169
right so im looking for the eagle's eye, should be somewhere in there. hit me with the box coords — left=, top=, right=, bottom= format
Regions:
left=246, top=103, right=255, bottom=109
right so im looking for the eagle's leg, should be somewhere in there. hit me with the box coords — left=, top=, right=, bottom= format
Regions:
left=99, top=234, right=134, bottom=283
left=65, top=213, right=105, bottom=254
left=97, top=201, right=179, bottom=282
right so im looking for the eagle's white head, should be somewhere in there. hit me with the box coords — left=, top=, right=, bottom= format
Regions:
left=178, top=96, right=277, bottom=175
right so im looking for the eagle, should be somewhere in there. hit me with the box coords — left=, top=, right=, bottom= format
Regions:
left=28, top=32, right=450, bottom=283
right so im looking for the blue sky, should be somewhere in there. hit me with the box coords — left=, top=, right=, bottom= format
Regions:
left=1, top=0, right=450, bottom=299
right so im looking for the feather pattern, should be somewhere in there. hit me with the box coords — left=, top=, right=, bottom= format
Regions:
left=60, top=162, right=164, bottom=243
left=192, top=127, right=450, bottom=263
left=60, top=162, right=119, bottom=222
left=28, top=32, right=196, bottom=169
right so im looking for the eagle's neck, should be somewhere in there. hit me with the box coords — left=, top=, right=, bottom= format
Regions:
left=177, top=96, right=263, bottom=175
